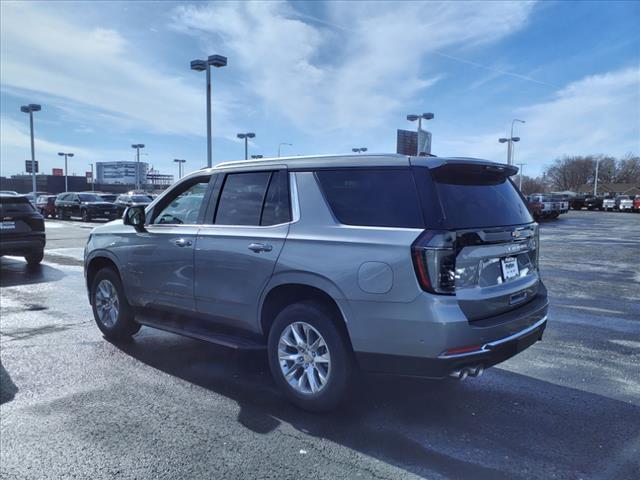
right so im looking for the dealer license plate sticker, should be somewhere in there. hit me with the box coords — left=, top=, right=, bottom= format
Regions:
left=1, top=221, right=16, bottom=230
left=501, top=257, right=519, bottom=281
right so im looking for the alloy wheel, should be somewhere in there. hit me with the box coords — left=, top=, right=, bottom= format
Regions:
left=95, top=279, right=119, bottom=328
left=278, top=322, right=331, bottom=395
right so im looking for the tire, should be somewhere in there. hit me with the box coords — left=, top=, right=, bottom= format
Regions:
left=90, top=267, right=140, bottom=340
left=25, top=250, right=44, bottom=266
left=267, top=301, right=354, bottom=412
left=81, top=210, right=90, bottom=222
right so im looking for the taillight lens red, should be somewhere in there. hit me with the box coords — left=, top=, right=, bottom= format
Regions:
left=411, top=230, right=456, bottom=295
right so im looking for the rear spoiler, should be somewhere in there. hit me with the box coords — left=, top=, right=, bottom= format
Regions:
left=410, top=157, right=518, bottom=177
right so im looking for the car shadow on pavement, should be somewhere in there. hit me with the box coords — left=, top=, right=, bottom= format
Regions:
left=112, top=331, right=640, bottom=480
left=0, top=360, right=19, bottom=405
left=0, top=257, right=66, bottom=287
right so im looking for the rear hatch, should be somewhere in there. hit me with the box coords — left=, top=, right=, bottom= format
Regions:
left=0, top=195, right=44, bottom=236
left=411, top=160, right=541, bottom=322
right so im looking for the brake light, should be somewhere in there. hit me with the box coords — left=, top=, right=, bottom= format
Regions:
left=411, top=230, right=456, bottom=295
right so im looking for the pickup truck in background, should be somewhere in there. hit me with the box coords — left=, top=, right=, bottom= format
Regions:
left=527, top=194, right=561, bottom=220
left=550, top=194, right=569, bottom=214
left=615, top=195, right=634, bottom=212
left=602, top=197, right=616, bottom=211
left=584, top=196, right=604, bottom=210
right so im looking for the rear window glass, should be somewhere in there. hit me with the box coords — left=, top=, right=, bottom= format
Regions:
left=0, top=196, right=35, bottom=214
left=422, top=164, right=532, bottom=229
left=315, top=169, right=424, bottom=228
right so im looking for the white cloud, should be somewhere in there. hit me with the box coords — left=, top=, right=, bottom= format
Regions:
left=436, top=67, right=640, bottom=173
left=0, top=2, right=231, bottom=137
left=172, top=1, right=536, bottom=132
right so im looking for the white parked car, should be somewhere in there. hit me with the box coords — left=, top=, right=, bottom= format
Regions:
left=615, top=195, right=634, bottom=211
left=602, top=197, right=616, bottom=211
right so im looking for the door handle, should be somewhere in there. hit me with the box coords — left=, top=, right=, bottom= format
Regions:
left=174, top=238, right=193, bottom=247
left=248, top=242, right=272, bottom=253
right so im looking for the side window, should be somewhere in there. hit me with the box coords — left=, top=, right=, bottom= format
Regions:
left=261, top=170, right=290, bottom=225
left=315, top=169, right=424, bottom=228
left=215, top=172, right=271, bottom=226
left=152, top=179, right=209, bottom=225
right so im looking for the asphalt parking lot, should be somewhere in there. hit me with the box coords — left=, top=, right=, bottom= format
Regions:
left=1, top=211, right=639, bottom=480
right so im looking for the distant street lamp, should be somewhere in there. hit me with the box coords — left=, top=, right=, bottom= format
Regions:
left=278, top=142, right=292, bottom=157
left=173, top=158, right=186, bottom=179
left=352, top=147, right=368, bottom=154
left=57, top=152, right=75, bottom=192
left=191, top=54, right=227, bottom=168
left=251, top=155, right=263, bottom=159
left=498, top=136, right=520, bottom=166
left=131, top=144, right=145, bottom=190
left=500, top=118, right=526, bottom=165
left=407, top=112, right=434, bottom=155
left=237, top=132, right=255, bottom=160
left=20, top=104, right=41, bottom=198
left=90, top=163, right=95, bottom=192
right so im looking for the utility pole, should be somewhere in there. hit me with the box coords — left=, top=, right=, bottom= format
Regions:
left=594, top=158, right=600, bottom=197
left=90, top=163, right=95, bottom=191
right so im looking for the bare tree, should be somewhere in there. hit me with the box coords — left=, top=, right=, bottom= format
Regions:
left=615, top=154, right=640, bottom=183
left=519, top=176, right=547, bottom=195
left=544, top=156, right=595, bottom=191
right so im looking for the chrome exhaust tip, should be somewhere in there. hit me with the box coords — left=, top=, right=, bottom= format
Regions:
left=449, top=365, right=483, bottom=380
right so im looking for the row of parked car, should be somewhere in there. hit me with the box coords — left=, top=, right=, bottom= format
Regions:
left=526, top=193, right=640, bottom=220
left=569, top=194, right=639, bottom=212
left=35, top=191, right=154, bottom=221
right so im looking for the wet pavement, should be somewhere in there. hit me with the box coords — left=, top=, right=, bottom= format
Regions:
left=1, top=211, right=639, bottom=479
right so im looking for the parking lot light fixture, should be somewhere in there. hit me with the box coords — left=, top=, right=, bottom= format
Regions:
left=131, top=144, right=145, bottom=190
left=57, top=152, right=75, bottom=192
left=237, top=132, right=255, bottom=160
left=20, top=104, right=41, bottom=198
left=352, top=147, right=368, bottom=154
left=407, top=112, right=434, bottom=154
left=278, top=142, right=292, bottom=158
left=191, top=54, right=227, bottom=168
left=251, top=155, right=263, bottom=159
left=173, top=158, right=186, bottom=179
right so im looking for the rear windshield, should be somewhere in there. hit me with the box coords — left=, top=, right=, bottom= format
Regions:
left=131, top=195, right=152, bottom=202
left=78, top=194, right=102, bottom=202
left=0, top=196, right=35, bottom=214
left=416, top=164, right=533, bottom=229
left=315, top=169, right=424, bottom=228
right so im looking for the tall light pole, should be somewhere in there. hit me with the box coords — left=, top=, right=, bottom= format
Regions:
left=498, top=136, right=520, bottom=165
left=407, top=112, right=434, bottom=155
left=594, top=157, right=600, bottom=197
left=191, top=54, right=227, bottom=168
left=516, top=163, right=527, bottom=191
left=278, top=142, right=292, bottom=157
left=508, top=119, right=525, bottom=165
left=237, top=132, right=255, bottom=160
left=131, top=144, right=145, bottom=190
left=20, top=104, right=41, bottom=198
left=352, top=147, right=368, bottom=154
left=173, top=158, right=186, bottom=179
left=90, top=163, right=95, bottom=191
left=57, top=152, right=74, bottom=192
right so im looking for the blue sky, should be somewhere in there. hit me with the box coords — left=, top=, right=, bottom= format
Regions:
left=1, top=0, right=638, bottom=179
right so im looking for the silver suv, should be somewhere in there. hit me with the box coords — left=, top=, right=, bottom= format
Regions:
left=84, top=154, right=548, bottom=411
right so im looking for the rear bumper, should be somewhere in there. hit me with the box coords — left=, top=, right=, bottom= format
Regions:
left=357, top=315, right=547, bottom=378
left=0, top=234, right=46, bottom=256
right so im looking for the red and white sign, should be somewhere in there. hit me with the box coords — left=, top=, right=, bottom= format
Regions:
left=52, top=168, right=63, bottom=176
left=85, top=171, right=93, bottom=179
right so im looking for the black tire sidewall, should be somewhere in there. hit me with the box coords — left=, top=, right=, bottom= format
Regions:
left=25, top=250, right=44, bottom=265
left=267, top=301, right=353, bottom=412
left=90, top=268, right=139, bottom=340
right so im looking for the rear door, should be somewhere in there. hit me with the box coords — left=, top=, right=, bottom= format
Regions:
left=0, top=196, right=42, bottom=238
left=194, top=169, right=290, bottom=330
left=413, top=162, right=541, bottom=322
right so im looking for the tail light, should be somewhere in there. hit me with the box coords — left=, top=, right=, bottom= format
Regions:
left=411, top=230, right=456, bottom=295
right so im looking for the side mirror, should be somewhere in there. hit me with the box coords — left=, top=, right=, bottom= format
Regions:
left=123, top=206, right=146, bottom=232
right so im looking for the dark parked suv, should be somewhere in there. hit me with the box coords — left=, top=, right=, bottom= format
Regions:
left=114, top=194, right=153, bottom=217
left=55, top=192, right=119, bottom=222
left=84, top=155, right=548, bottom=411
left=1, top=194, right=45, bottom=265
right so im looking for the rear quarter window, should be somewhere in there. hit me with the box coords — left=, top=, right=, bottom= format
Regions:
left=315, top=169, right=424, bottom=228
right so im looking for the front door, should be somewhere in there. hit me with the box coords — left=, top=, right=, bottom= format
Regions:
left=123, top=176, right=211, bottom=313
left=195, top=169, right=291, bottom=331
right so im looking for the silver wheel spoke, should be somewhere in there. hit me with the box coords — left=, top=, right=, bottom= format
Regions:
left=277, top=321, right=331, bottom=396
left=95, top=279, right=119, bottom=328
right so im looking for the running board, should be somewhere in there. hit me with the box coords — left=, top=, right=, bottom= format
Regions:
left=136, top=313, right=266, bottom=351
